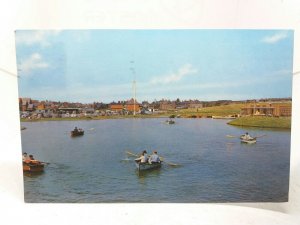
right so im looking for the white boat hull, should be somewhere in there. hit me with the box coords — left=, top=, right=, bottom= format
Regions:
left=241, top=139, right=257, bottom=144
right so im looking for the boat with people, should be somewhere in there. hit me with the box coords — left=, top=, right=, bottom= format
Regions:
left=165, top=119, right=175, bottom=124
left=240, top=138, right=257, bottom=144
left=240, top=132, right=257, bottom=144
left=71, top=127, right=84, bottom=137
left=132, top=150, right=163, bottom=171
left=22, top=153, right=45, bottom=172
left=23, top=162, right=45, bottom=172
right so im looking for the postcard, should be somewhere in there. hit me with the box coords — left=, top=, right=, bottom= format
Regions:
left=16, top=29, right=293, bottom=203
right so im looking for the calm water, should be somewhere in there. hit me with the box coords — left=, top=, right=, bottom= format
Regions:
left=21, top=118, right=290, bottom=203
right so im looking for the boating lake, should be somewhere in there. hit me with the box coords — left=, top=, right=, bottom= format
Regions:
left=21, top=118, right=290, bottom=203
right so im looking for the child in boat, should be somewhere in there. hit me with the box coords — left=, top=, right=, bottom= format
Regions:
left=135, top=150, right=148, bottom=163
left=148, top=151, right=161, bottom=164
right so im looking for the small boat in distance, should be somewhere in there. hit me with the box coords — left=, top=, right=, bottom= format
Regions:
left=165, top=119, right=175, bottom=124
left=135, top=161, right=162, bottom=171
left=240, top=132, right=257, bottom=144
left=71, top=127, right=84, bottom=137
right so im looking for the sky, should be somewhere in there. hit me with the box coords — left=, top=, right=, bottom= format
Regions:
left=15, top=29, right=294, bottom=103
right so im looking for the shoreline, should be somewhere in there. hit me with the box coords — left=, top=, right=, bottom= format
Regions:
left=227, top=116, right=291, bottom=129
left=20, top=115, right=291, bottom=129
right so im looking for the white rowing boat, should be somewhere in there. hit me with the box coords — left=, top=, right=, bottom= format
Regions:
left=241, top=138, right=257, bottom=144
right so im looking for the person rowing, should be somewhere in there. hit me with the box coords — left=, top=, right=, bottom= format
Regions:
left=241, top=132, right=254, bottom=140
left=24, top=154, right=41, bottom=165
left=148, top=150, right=161, bottom=164
left=135, top=150, right=148, bottom=163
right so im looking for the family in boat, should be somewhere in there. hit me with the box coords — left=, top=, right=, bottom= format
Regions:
left=135, top=150, right=161, bottom=164
left=135, top=150, right=162, bottom=171
left=22, top=152, right=45, bottom=172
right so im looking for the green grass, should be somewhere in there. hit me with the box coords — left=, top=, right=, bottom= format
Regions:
left=178, top=104, right=244, bottom=117
left=228, top=116, right=291, bottom=129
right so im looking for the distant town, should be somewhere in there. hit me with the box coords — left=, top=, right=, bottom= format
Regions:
left=19, top=97, right=292, bottom=120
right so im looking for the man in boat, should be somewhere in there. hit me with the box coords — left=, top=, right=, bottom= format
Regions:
left=74, top=127, right=78, bottom=132
left=243, top=132, right=253, bottom=140
left=135, top=150, right=148, bottom=163
left=148, top=151, right=161, bottom=164
left=25, top=155, right=41, bottom=165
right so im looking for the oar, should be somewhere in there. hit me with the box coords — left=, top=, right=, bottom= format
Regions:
left=163, top=161, right=181, bottom=167
left=40, top=161, right=50, bottom=165
left=226, top=135, right=236, bottom=138
left=126, top=151, right=139, bottom=157
left=254, top=134, right=267, bottom=138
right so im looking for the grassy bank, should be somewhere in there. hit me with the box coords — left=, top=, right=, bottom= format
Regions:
left=228, top=116, right=291, bottom=129
left=179, top=104, right=243, bottom=117
left=20, top=114, right=169, bottom=122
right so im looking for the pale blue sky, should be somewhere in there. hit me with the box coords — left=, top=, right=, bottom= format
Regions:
left=16, top=30, right=293, bottom=103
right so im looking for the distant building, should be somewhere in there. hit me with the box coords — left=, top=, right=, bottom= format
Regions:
left=189, top=103, right=203, bottom=109
left=58, top=107, right=81, bottom=114
left=125, top=98, right=141, bottom=112
left=19, top=98, right=32, bottom=111
left=241, top=102, right=291, bottom=117
left=110, top=104, right=124, bottom=111
left=82, top=108, right=95, bottom=115
left=159, top=101, right=176, bottom=110
left=37, top=103, right=45, bottom=111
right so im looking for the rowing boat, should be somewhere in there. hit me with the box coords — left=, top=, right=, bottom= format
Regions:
left=135, top=161, right=162, bottom=171
left=71, top=130, right=84, bottom=137
left=165, top=120, right=175, bottom=124
left=23, top=162, right=45, bottom=172
left=241, top=138, right=257, bottom=144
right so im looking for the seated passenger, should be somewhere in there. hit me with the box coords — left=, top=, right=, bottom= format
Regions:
left=243, top=132, right=253, bottom=140
left=27, top=155, right=40, bottom=164
left=148, top=151, right=160, bottom=164
left=135, top=150, right=148, bottom=163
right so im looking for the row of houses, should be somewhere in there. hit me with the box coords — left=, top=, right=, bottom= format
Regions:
left=19, top=98, right=205, bottom=115
left=19, top=97, right=292, bottom=118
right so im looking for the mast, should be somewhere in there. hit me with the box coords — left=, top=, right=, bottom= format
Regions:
left=133, top=79, right=136, bottom=116
left=130, top=61, right=136, bottom=116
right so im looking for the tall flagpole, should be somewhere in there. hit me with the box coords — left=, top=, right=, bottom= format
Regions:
left=133, top=79, right=136, bottom=116
left=130, top=61, right=136, bottom=116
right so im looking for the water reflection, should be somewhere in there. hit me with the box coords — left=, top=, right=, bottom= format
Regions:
left=23, top=171, right=44, bottom=177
